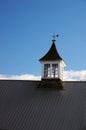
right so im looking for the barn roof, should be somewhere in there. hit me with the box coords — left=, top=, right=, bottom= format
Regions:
left=0, top=80, right=86, bottom=130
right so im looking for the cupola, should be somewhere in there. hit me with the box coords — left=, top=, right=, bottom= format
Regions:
left=39, top=35, right=66, bottom=89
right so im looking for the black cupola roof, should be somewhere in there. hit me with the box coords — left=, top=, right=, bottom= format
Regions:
left=39, top=41, right=62, bottom=61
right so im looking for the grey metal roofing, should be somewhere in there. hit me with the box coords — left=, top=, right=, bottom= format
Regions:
left=0, top=80, right=86, bottom=130
left=39, top=42, right=62, bottom=61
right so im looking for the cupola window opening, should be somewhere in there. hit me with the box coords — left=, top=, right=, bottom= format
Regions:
left=43, top=63, right=59, bottom=78
left=44, top=64, right=50, bottom=78
left=52, top=64, right=58, bottom=78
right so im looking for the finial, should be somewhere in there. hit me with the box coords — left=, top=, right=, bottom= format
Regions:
left=52, top=34, right=59, bottom=42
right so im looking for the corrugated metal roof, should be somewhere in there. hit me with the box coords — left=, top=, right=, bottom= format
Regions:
left=0, top=80, right=86, bottom=130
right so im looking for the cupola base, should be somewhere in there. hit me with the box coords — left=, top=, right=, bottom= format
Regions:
left=38, top=78, right=63, bottom=90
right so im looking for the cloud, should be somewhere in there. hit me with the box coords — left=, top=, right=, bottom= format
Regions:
left=0, top=70, right=86, bottom=81
left=0, top=74, right=41, bottom=80
left=63, top=70, right=86, bottom=81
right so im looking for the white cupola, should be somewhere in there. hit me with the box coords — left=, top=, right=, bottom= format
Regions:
left=39, top=35, right=66, bottom=81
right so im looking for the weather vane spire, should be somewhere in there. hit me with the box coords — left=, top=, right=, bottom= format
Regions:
left=52, top=34, right=59, bottom=42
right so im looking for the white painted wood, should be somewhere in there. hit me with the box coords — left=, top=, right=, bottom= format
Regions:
left=40, top=60, right=66, bottom=81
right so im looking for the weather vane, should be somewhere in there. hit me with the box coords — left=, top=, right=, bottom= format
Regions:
left=52, top=34, right=59, bottom=42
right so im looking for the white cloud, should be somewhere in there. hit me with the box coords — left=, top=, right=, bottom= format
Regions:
left=0, top=70, right=86, bottom=81
left=0, top=74, right=41, bottom=80
left=63, top=70, right=86, bottom=81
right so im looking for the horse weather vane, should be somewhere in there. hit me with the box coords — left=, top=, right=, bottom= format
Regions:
left=52, top=34, right=59, bottom=42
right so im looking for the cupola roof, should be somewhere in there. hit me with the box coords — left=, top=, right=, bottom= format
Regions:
left=39, top=41, right=62, bottom=62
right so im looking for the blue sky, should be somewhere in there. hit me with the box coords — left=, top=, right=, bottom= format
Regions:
left=0, top=0, right=86, bottom=80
